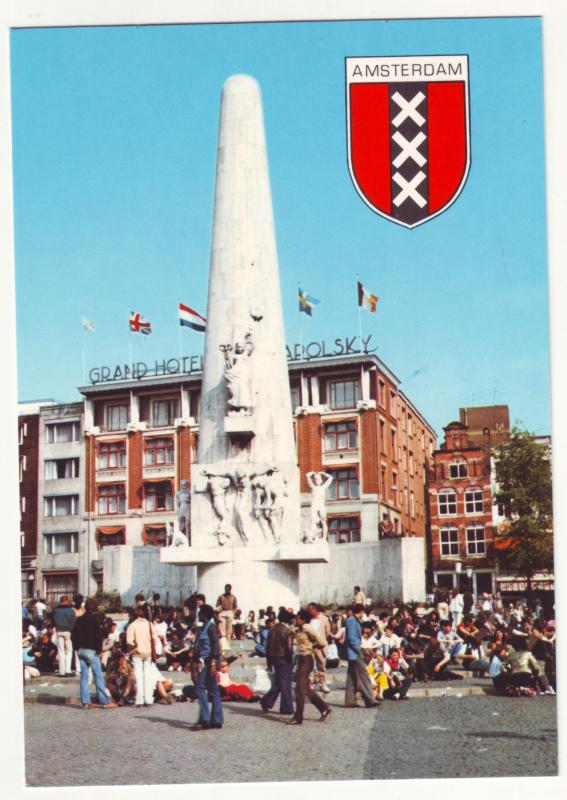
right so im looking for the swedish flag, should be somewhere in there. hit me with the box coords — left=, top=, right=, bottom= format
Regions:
left=298, top=287, right=320, bottom=316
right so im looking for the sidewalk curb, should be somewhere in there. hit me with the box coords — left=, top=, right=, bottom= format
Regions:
left=24, top=685, right=495, bottom=705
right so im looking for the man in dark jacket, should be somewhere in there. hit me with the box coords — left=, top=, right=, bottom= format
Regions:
left=52, top=595, right=76, bottom=677
left=192, top=604, right=223, bottom=730
left=71, top=599, right=117, bottom=708
left=260, top=608, right=294, bottom=715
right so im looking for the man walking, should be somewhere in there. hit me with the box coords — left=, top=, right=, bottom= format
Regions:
left=307, top=602, right=331, bottom=693
left=71, top=599, right=118, bottom=709
left=192, top=604, right=224, bottom=730
left=52, top=595, right=75, bottom=677
left=344, top=603, right=380, bottom=708
left=215, top=584, right=238, bottom=653
left=261, top=608, right=294, bottom=715
left=286, top=609, right=331, bottom=725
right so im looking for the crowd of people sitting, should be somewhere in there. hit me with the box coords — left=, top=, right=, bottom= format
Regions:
left=21, top=583, right=557, bottom=723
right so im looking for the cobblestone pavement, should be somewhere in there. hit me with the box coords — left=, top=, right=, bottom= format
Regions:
left=24, top=692, right=557, bottom=786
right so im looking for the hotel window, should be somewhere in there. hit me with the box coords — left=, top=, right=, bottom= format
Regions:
left=324, top=420, right=357, bottom=451
left=44, top=572, right=78, bottom=605
left=328, top=380, right=360, bottom=410
left=19, top=455, right=26, bottom=481
left=408, top=414, right=413, bottom=436
left=438, top=489, right=457, bottom=516
left=328, top=516, right=361, bottom=544
left=46, top=421, right=80, bottom=443
left=449, top=462, right=468, bottom=479
left=144, top=525, right=168, bottom=547
left=410, top=491, right=416, bottom=518
left=96, top=528, right=126, bottom=549
left=44, top=495, right=79, bottom=517
left=45, top=458, right=80, bottom=479
left=392, top=471, right=398, bottom=504
left=152, top=399, right=178, bottom=427
left=327, top=468, right=359, bottom=500
left=409, top=451, right=414, bottom=476
left=97, top=484, right=126, bottom=515
left=19, top=423, right=27, bottom=444
left=465, top=488, right=484, bottom=514
left=466, top=525, right=486, bottom=556
left=379, top=420, right=386, bottom=453
left=145, top=481, right=174, bottom=512
left=105, top=405, right=129, bottom=431
left=21, top=495, right=26, bottom=513
left=290, top=386, right=301, bottom=410
left=145, top=437, right=174, bottom=466
left=98, top=441, right=126, bottom=470
left=43, top=532, right=78, bottom=554
left=390, top=391, right=396, bottom=416
left=440, top=527, right=460, bottom=557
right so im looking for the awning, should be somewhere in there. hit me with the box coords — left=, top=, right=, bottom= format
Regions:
left=97, top=438, right=126, bottom=446
left=144, top=523, right=168, bottom=531
left=96, top=526, right=125, bottom=535
left=143, top=477, right=174, bottom=485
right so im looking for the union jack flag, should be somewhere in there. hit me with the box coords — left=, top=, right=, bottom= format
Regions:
left=129, top=311, right=152, bottom=335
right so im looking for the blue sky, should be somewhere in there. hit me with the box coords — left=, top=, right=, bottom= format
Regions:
left=10, top=17, right=550, bottom=436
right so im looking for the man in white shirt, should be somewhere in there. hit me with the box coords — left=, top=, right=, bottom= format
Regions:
left=449, top=589, right=464, bottom=628
left=377, top=625, right=402, bottom=658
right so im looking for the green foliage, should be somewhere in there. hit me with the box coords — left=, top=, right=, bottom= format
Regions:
left=91, top=590, right=124, bottom=614
left=493, top=426, right=554, bottom=587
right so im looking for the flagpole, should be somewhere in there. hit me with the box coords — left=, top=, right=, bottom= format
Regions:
left=356, top=273, right=364, bottom=353
left=177, top=299, right=183, bottom=365
left=128, top=320, right=133, bottom=370
left=81, top=323, right=86, bottom=384
left=297, top=283, right=303, bottom=362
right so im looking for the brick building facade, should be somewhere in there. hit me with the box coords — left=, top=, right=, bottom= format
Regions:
left=427, top=406, right=511, bottom=596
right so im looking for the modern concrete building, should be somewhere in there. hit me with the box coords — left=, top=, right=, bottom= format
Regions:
left=36, top=402, right=85, bottom=603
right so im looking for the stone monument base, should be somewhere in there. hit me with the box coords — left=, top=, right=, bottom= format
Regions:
left=161, top=542, right=329, bottom=612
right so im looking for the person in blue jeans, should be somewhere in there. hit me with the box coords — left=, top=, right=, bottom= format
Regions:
left=70, top=599, right=117, bottom=709
left=192, top=604, right=224, bottom=730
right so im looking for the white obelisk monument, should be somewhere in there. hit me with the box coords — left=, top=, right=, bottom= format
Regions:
left=162, top=75, right=328, bottom=612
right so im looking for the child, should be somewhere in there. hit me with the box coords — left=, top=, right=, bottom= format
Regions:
left=216, top=659, right=261, bottom=702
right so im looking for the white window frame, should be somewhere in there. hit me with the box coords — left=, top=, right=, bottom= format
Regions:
left=328, top=379, right=361, bottom=411
left=105, top=405, right=129, bottom=431
left=43, top=532, right=79, bottom=555
left=466, top=525, right=486, bottom=556
left=439, top=526, right=460, bottom=557
left=44, top=458, right=80, bottom=480
left=44, top=495, right=79, bottom=517
left=438, top=489, right=457, bottom=516
left=464, top=488, right=484, bottom=515
left=45, top=421, right=80, bottom=443
left=449, top=462, right=468, bottom=479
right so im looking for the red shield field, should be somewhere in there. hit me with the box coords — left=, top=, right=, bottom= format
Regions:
left=346, top=56, right=470, bottom=228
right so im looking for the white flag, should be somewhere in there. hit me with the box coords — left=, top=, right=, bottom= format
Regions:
left=81, top=315, right=96, bottom=332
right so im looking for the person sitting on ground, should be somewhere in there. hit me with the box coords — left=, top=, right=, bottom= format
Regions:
left=31, top=633, right=58, bottom=673
left=437, top=620, right=466, bottom=661
left=252, top=616, right=274, bottom=657
left=164, top=630, right=191, bottom=671
left=106, top=650, right=137, bottom=705
left=489, top=645, right=512, bottom=694
left=383, top=648, right=412, bottom=700
left=363, top=649, right=387, bottom=701
left=216, top=658, right=261, bottom=702
left=100, top=622, right=120, bottom=670
left=506, top=647, right=546, bottom=696
left=232, top=609, right=244, bottom=640
left=423, top=636, right=463, bottom=681
left=377, top=622, right=402, bottom=658
left=360, top=623, right=381, bottom=652
left=245, top=610, right=258, bottom=639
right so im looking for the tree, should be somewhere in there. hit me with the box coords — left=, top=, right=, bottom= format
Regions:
left=493, top=426, right=554, bottom=605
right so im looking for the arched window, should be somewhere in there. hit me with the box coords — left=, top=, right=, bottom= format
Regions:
left=438, top=489, right=457, bottom=516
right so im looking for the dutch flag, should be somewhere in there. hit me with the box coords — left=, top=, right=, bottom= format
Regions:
left=179, top=302, right=206, bottom=332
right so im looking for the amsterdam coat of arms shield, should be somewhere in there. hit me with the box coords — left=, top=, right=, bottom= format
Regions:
left=346, top=55, right=470, bottom=228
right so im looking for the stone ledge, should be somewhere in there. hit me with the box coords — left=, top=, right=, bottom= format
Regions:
left=160, top=542, right=330, bottom=565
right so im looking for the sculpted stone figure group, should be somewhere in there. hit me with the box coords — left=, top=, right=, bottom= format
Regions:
left=219, top=331, right=255, bottom=416
left=201, top=464, right=288, bottom=546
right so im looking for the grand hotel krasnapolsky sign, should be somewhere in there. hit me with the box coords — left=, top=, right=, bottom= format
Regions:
left=87, top=334, right=377, bottom=385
